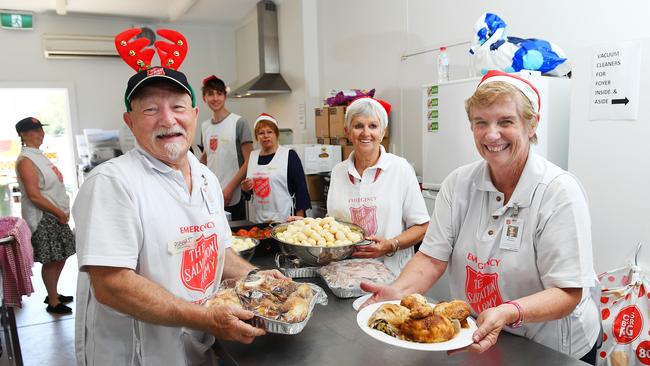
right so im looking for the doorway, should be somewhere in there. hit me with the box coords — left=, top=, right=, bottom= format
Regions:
left=0, top=87, right=77, bottom=217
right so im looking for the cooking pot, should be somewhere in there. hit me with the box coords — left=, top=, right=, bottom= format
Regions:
left=270, top=221, right=371, bottom=266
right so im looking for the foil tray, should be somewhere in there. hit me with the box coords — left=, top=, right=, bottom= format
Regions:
left=321, top=282, right=367, bottom=299
left=249, top=283, right=328, bottom=334
left=275, top=253, right=320, bottom=278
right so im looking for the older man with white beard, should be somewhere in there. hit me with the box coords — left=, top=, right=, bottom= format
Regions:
left=72, top=66, right=279, bottom=366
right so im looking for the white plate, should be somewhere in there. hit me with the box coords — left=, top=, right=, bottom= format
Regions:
left=356, top=301, right=477, bottom=351
left=352, top=294, right=373, bottom=311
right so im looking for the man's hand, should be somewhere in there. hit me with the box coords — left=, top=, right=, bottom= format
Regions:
left=358, top=281, right=404, bottom=310
left=206, top=305, right=266, bottom=344
left=256, top=269, right=286, bottom=280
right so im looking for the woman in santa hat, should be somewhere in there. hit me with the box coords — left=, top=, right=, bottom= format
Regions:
left=326, top=97, right=430, bottom=275
left=241, top=114, right=311, bottom=223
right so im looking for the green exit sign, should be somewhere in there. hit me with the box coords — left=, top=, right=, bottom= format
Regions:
left=1, top=12, right=33, bottom=30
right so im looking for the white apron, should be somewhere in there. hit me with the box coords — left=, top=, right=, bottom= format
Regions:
left=447, top=162, right=598, bottom=358
left=246, top=146, right=293, bottom=223
left=76, top=150, right=227, bottom=366
left=202, top=113, right=241, bottom=206
left=327, top=149, right=418, bottom=275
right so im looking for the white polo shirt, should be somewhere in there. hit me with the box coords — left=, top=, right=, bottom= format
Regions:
left=419, top=149, right=600, bottom=359
left=73, top=144, right=232, bottom=366
left=327, top=146, right=430, bottom=275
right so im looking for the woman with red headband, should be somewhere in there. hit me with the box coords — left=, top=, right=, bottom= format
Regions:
left=327, top=97, right=430, bottom=275
left=241, top=114, right=310, bottom=222
left=360, top=71, right=600, bottom=364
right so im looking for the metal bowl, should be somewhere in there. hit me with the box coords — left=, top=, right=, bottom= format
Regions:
left=270, top=221, right=370, bottom=266
left=232, top=236, right=260, bottom=261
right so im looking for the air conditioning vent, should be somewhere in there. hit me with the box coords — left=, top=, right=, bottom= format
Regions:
left=42, top=33, right=118, bottom=59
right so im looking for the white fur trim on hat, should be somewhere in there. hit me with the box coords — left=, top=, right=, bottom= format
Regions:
left=346, top=97, right=389, bottom=128
left=254, top=113, right=278, bottom=128
left=477, top=72, right=540, bottom=112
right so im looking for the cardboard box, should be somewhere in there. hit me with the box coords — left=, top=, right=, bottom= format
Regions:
left=303, top=144, right=342, bottom=174
left=315, top=107, right=329, bottom=138
left=328, top=106, right=346, bottom=138
left=305, top=174, right=324, bottom=202
left=341, top=144, right=354, bottom=160
left=381, top=137, right=390, bottom=152
left=316, top=137, right=331, bottom=145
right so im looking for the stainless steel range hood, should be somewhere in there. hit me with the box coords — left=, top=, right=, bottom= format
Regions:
left=232, top=0, right=291, bottom=98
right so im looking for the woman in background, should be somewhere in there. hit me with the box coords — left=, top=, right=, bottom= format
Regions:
left=242, top=114, right=311, bottom=222
left=15, top=117, right=75, bottom=314
left=326, top=97, right=430, bottom=275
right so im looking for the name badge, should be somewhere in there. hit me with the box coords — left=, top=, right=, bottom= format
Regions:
left=200, top=175, right=217, bottom=214
left=168, top=235, right=196, bottom=255
left=499, top=217, right=524, bottom=251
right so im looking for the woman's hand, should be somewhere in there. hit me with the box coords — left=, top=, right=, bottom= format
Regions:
left=286, top=216, right=304, bottom=222
left=358, top=281, right=404, bottom=310
left=56, top=210, right=69, bottom=225
left=241, top=178, right=254, bottom=192
left=448, top=304, right=511, bottom=356
left=352, top=235, right=393, bottom=258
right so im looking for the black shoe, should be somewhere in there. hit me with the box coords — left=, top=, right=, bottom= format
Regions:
left=43, top=294, right=74, bottom=304
left=46, top=303, right=72, bottom=314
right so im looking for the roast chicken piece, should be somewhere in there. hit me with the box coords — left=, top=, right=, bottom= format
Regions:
left=206, top=288, right=244, bottom=309
left=400, top=294, right=433, bottom=319
left=368, top=303, right=411, bottom=337
left=208, top=273, right=315, bottom=323
left=399, top=313, right=457, bottom=343
left=433, top=300, right=472, bottom=328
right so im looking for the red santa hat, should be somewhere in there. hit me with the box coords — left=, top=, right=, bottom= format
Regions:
left=477, top=70, right=541, bottom=112
left=254, top=113, right=278, bottom=129
left=346, top=97, right=392, bottom=128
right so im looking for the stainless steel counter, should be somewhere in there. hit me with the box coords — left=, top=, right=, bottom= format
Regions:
left=215, top=255, right=587, bottom=366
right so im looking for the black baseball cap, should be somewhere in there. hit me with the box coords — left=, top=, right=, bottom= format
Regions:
left=124, top=66, right=196, bottom=111
left=15, top=117, right=48, bottom=133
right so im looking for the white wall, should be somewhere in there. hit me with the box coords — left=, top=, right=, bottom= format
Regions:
left=233, top=0, right=317, bottom=145
left=315, top=0, right=650, bottom=272
left=0, top=13, right=239, bottom=147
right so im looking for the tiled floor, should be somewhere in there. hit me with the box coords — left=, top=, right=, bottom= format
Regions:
left=1, top=256, right=78, bottom=366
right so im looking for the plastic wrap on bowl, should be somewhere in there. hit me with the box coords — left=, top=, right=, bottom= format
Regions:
left=318, top=259, right=396, bottom=298
left=275, top=253, right=319, bottom=278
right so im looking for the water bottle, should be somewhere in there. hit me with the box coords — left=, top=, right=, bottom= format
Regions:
left=438, top=47, right=449, bottom=83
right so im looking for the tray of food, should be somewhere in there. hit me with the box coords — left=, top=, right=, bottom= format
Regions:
left=231, top=236, right=260, bottom=261
left=318, top=259, right=396, bottom=298
left=206, top=273, right=327, bottom=335
left=275, top=253, right=320, bottom=278
left=270, top=217, right=371, bottom=266
left=356, top=294, right=475, bottom=351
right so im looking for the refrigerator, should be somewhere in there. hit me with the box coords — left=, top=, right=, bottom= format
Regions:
left=421, top=71, right=572, bottom=191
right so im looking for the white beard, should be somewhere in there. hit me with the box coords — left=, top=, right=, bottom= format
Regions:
left=164, top=142, right=184, bottom=161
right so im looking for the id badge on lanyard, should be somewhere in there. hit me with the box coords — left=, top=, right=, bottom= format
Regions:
left=500, top=203, right=524, bottom=251
left=200, top=174, right=217, bottom=214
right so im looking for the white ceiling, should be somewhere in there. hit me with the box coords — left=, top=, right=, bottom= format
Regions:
left=0, top=0, right=259, bottom=26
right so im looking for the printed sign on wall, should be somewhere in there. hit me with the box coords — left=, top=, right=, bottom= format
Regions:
left=589, top=41, right=642, bottom=121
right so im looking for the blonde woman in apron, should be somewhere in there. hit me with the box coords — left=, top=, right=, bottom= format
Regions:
left=359, top=71, right=600, bottom=365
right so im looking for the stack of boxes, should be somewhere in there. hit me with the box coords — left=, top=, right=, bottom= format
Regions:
left=315, top=105, right=390, bottom=160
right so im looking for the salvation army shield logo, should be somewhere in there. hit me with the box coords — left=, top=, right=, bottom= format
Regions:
left=253, top=177, right=271, bottom=198
left=465, top=266, right=503, bottom=314
left=51, top=165, right=64, bottom=183
left=349, top=205, right=377, bottom=236
left=209, top=136, right=218, bottom=152
left=181, top=233, right=218, bottom=293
